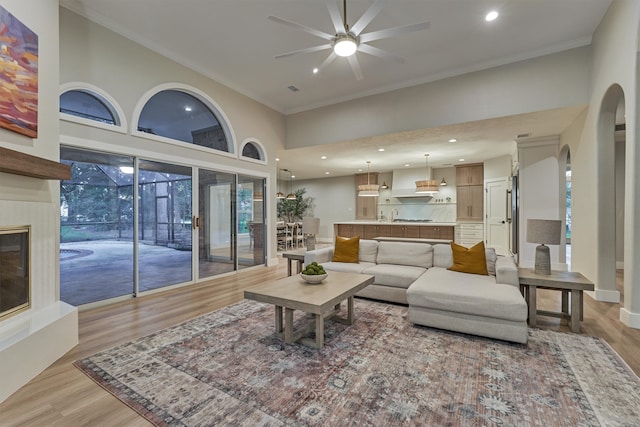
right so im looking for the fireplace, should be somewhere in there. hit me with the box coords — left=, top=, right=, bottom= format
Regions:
left=0, top=226, right=30, bottom=320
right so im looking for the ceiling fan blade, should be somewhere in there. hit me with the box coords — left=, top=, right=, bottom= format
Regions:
left=267, top=15, right=334, bottom=41
left=274, top=44, right=332, bottom=59
left=349, top=0, right=386, bottom=36
left=317, top=51, right=337, bottom=71
left=347, top=55, right=363, bottom=80
left=358, top=44, right=405, bottom=63
left=359, top=21, right=430, bottom=44
left=325, top=0, right=345, bottom=34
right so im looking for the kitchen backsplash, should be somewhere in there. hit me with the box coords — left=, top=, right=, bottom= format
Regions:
left=377, top=199, right=457, bottom=223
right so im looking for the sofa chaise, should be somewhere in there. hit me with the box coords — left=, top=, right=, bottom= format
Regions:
left=304, top=239, right=528, bottom=343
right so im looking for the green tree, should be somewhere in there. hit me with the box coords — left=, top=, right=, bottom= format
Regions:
left=277, top=188, right=312, bottom=223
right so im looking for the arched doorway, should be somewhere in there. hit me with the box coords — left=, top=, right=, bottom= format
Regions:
left=595, top=84, right=625, bottom=304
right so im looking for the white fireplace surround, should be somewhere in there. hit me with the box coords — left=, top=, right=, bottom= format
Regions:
left=0, top=188, right=78, bottom=403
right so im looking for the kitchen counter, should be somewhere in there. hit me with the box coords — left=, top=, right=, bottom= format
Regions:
left=334, top=221, right=455, bottom=240
left=335, top=220, right=455, bottom=226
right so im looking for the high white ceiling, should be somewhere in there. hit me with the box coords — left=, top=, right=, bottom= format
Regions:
left=60, top=0, right=611, bottom=179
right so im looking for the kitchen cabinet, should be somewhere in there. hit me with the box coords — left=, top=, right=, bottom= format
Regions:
left=355, top=172, right=378, bottom=220
left=455, top=164, right=484, bottom=186
left=456, top=164, right=484, bottom=221
left=456, top=186, right=484, bottom=221
left=334, top=223, right=455, bottom=241
left=419, top=225, right=455, bottom=240
left=363, top=224, right=391, bottom=239
left=455, top=223, right=484, bottom=247
left=390, top=225, right=421, bottom=238
left=336, top=224, right=364, bottom=238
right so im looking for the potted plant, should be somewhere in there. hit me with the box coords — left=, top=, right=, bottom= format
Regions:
left=277, top=188, right=312, bottom=223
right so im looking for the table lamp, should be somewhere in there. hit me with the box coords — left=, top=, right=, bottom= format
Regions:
left=526, top=219, right=562, bottom=275
left=302, top=217, right=320, bottom=251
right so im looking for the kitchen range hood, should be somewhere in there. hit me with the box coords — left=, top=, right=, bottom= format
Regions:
left=391, top=167, right=435, bottom=198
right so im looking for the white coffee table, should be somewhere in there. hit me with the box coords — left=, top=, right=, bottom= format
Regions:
left=244, top=271, right=374, bottom=349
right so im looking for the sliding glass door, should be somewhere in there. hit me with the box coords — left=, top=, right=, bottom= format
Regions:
left=198, top=169, right=236, bottom=278
left=60, top=147, right=135, bottom=305
left=61, top=147, right=267, bottom=306
left=138, top=160, right=193, bottom=291
left=238, top=175, right=266, bottom=270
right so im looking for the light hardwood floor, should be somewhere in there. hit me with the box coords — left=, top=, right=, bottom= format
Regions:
left=0, top=262, right=638, bottom=426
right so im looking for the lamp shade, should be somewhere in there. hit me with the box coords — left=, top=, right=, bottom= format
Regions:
left=302, top=217, right=320, bottom=235
left=526, top=219, right=562, bottom=245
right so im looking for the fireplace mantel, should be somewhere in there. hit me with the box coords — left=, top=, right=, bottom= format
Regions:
left=0, top=146, right=71, bottom=180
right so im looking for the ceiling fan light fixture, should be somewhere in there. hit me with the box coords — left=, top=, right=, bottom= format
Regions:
left=334, top=34, right=357, bottom=57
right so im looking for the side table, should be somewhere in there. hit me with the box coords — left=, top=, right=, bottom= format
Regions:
left=518, top=268, right=594, bottom=332
left=282, top=249, right=306, bottom=276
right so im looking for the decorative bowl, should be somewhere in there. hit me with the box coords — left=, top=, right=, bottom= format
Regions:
left=300, top=273, right=328, bottom=284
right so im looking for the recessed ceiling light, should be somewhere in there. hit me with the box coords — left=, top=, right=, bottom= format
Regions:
left=275, top=158, right=280, bottom=161
left=325, top=171, right=330, bottom=175
left=313, top=68, right=319, bottom=74
left=449, top=138, right=457, bottom=143
left=404, top=164, right=411, bottom=167
left=291, top=175, right=296, bottom=179
left=358, top=168, right=363, bottom=172
left=378, top=148, right=385, bottom=152
left=321, top=155, right=327, bottom=159
left=459, top=159, right=465, bottom=162
left=485, top=11, right=498, bottom=21
left=184, top=106, right=192, bottom=112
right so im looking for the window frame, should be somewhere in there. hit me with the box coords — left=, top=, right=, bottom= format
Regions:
left=59, top=82, right=128, bottom=134
left=239, top=139, right=267, bottom=165
left=131, top=83, right=236, bottom=157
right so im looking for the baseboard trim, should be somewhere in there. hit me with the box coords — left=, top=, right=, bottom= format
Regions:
left=267, top=257, right=280, bottom=267
left=620, top=308, right=640, bottom=329
left=585, top=289, right=620, bottom=303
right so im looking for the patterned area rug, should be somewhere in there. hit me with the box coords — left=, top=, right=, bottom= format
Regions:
left=75, top=299, right=640, bottom=426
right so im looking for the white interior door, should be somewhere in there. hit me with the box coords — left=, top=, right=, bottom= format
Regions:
left=485, top=179, right=510, bottom=255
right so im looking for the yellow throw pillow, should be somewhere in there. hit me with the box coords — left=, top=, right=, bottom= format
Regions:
left=448, top=241, right=488, bottom=275
left=332, top=236, right=360, bottom=263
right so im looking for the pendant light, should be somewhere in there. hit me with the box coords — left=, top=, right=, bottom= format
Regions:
left=440, top=177, right=447, bottom=186
left=415, top=154, right=439, bottom=193
left=358, top=161, right=379, bottom=197
left=276, top=169, right=285, bottom=199
left=285, top=169, right=296, bottom=200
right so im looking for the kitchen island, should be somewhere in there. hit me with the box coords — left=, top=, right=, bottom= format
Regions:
left=334, top=221, right=455, bottom=241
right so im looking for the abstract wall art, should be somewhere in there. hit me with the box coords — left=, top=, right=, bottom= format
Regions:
left=0, top=6, right=38, bottom=138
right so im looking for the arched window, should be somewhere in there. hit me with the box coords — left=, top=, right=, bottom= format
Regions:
left=59, top=84, right=127, bottom=133
left=137, top=89, right=231, bottom=153
left=240, top=140, right=266, bottom=163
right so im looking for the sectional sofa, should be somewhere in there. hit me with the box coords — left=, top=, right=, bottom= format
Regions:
left=304, top=239, right=528, bottom=343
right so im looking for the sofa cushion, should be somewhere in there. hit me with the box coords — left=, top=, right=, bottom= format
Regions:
left=332, top=236, right=360, bottom=263
left=363, top=264, right=427, bottom=289
left=359, top=239, right=379, bottom=263
left=433, top=244, right=497, bottom=276
left=448, top=242, right=488, bottom=275
left=376, top=242, right=433, bottom=268
left=322, top=261, right=375, bottom=274
left=407, top=267, right=527, bottom=322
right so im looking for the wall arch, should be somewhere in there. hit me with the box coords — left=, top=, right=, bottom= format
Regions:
left=131, top=83, right=237, bottom=157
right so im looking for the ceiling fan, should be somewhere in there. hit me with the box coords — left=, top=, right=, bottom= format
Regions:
left=267, top=0, right=429, bottom=80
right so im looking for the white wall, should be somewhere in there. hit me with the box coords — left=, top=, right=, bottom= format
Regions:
left=292, top=175, right=357, bottom=241
left=286, top=47, right=591, bottom=150
left=0, top=0, right=78, bottom=403
left=569, top=0, right=640, bottom=326
left=59, top=8, right=286, bottom=264
left=484, top=155, right=512, bottom=180
left=517, top=137, right=564, bottom=270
